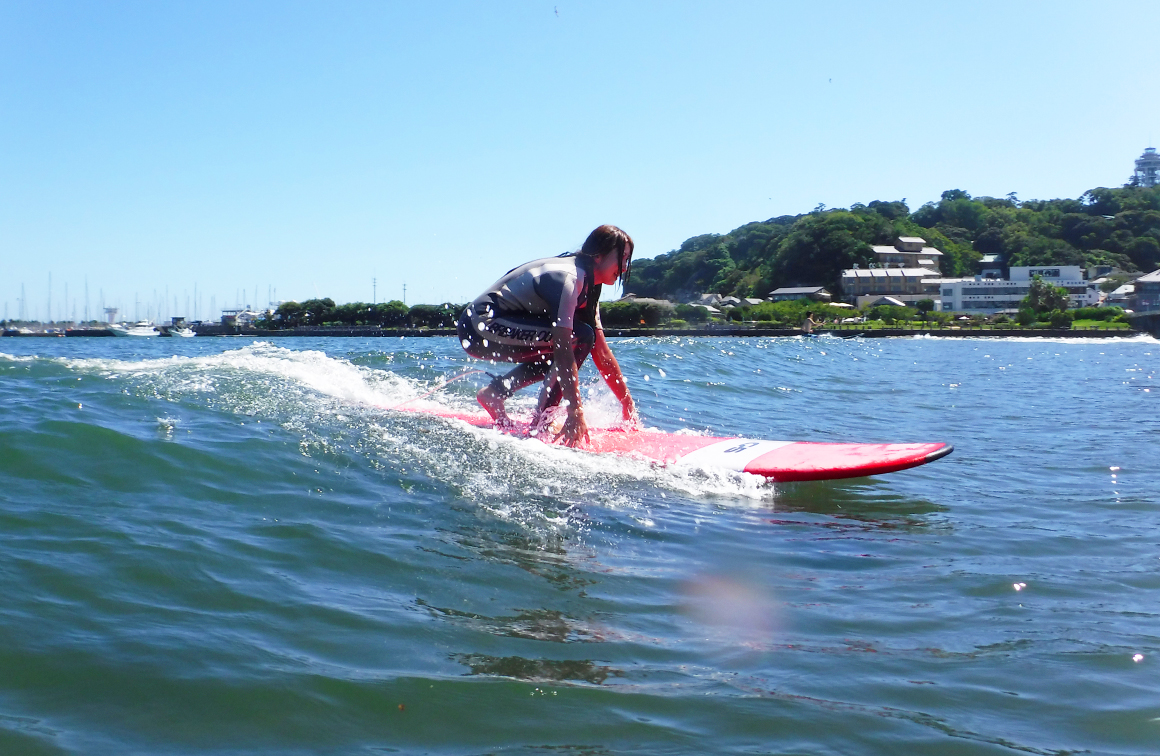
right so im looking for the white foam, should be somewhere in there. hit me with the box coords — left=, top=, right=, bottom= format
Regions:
left=51, top=343, right=777, bottom=537
left=906, top=333, right=1158, bottom=345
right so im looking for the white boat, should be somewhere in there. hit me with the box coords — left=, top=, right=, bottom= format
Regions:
left=111, top=321, right=159, bottom=337
left=172, top=327, right=196, bottom=337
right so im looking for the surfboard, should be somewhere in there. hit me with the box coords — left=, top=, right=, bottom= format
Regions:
left=392, top=405, right=952, bottom=482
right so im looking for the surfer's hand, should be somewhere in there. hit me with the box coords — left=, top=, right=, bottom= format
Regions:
left=621, top=396, right=640, bottom=429
left=556, top=407, right=589, bottom=448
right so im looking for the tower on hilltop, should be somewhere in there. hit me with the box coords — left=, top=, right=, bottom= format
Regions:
left=1134, top=147, right=1160, bottom=187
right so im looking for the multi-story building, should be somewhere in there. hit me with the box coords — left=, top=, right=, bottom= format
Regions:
left=935, top=266, right=1100, bottom=313
left=840, top=236, right=944, bottom=307
left=871, top=237, right=943, bottom=273
left=842, top=268, right=941, bottom=308
left=1135, top=269, right=1160, bottom=311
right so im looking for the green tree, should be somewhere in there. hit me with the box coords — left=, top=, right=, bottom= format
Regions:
left=769, top=211, right=878, bottom=292
left=300, top=298, right=336, bottom=326
left=1023, top=276, right=1069, bottom=313
left=373, top=300, right=409, bottom=326
left=407, top=303, right=458, bottom=328
left=335, top=302, right=373, bottom=325
left=674, top=303, right=710, bottom=323
left=609, top=185, right=1160, bottom=304
left=275, top=301, right=304, bottom=328
left=868, top=304, right=917, bottom=324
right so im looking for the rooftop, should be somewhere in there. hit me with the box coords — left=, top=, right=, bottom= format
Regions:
left=770, top=286, right=829, bottom=294
left=871, top=245, right=943, bottom=256
left=842, top=267, right=939, bottom=279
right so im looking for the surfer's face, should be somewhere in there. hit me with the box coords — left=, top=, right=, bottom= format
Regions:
left=593, top=247, right=624, bottom=286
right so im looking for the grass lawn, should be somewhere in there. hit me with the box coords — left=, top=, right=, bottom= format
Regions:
left=1071, top=319, right=1131, bottom=329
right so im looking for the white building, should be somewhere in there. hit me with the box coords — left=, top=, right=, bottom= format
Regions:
left=935, top=266, right=1100, bottom=313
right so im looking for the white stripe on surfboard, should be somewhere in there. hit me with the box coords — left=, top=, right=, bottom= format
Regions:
left=674, top=439, right=794, bottom=472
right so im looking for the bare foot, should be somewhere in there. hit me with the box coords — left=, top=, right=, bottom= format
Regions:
left=477, top=386, right=513, bottom=429
left=530, top=404, right=565, bottom=437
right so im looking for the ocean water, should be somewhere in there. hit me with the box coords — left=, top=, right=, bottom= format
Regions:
left=0, top=333, right=1157, bottom=756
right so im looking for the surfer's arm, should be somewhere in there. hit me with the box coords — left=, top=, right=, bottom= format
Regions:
left=550, top=325, right=588, bottom=447
left=592, top=328, right=639, bottom=427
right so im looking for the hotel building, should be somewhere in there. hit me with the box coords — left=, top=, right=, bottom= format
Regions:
left=934, top=266, right=1100, bottom=313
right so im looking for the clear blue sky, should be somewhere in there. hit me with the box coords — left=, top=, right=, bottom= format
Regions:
left=1, top=1, right=1156, bottom=322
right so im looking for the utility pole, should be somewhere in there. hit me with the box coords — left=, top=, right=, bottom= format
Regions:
left=403, top=283, right=407, bottom=305
left=373, top=277, right=377, bottom=304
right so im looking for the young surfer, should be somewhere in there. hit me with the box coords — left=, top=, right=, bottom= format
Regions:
left=457, top=225, right=639, bottom=447
left=802, top=311, right=819, bottom=335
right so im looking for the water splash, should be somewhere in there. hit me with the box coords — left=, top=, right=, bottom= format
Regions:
left=50, top=343, right=777, bottom=539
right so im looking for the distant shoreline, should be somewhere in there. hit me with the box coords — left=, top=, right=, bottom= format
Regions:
left=4, top=325, right=1144, bottom=339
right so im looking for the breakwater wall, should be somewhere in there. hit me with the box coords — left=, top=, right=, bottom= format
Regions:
left=1127, top=311, right=1160, bottom=337
left=200, top=325, right=1141, bottom=339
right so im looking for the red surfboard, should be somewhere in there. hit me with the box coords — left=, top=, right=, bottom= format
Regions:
left=393, top=405, right=952, bottom=482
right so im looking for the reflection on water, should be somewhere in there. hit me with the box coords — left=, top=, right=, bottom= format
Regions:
left=454, top=654, right=620, bottom=685
left=440, top=525, right=599, bottom=593
left=418, top=601, right=603, bottom=644
left=773, top=479, right=948, bottom=526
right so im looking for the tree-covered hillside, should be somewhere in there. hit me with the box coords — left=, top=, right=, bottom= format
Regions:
left=627, top=186, right=1160, bottom=301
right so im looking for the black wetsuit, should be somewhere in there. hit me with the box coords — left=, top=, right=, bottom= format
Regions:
left=457, top=253, right=602, bottom=401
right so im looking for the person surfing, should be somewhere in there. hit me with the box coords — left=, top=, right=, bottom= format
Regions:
left=456, top=225, right=639, bottom=447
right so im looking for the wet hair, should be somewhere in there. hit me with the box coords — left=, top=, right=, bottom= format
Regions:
left=579, top=225, right=634, bottom=288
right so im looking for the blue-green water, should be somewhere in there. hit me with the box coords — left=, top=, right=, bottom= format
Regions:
left=0, top=334, right=1157, bottom=755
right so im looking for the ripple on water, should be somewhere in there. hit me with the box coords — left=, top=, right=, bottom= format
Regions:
left=0, top=336, right=1158, bottom=754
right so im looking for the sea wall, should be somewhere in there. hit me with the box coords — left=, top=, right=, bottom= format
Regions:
left=198, top=325, right=1140, bottom=339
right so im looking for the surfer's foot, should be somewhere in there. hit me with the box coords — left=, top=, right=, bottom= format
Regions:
left=477, top=386, right=512, bottom=429
left=530, top=404, right=565, bottom=437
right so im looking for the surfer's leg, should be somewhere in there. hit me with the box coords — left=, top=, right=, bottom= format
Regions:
left=459, top=307, right=556, bottom=424
left=535, top=322, right=595, bottom=415
left=476, top=360, right=552, bottom=427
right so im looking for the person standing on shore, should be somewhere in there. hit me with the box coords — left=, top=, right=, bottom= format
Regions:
left=456, top=225, right=639, bottom=447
